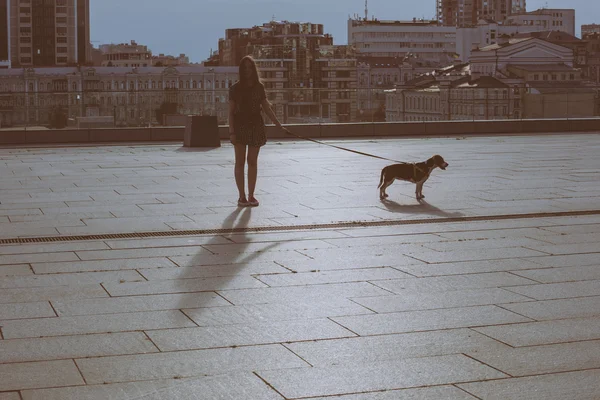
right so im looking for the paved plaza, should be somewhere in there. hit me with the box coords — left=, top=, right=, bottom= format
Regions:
left=1, top=133, right=600, bottom=399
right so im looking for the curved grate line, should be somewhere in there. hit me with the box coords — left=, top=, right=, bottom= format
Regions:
left=1, top=209, right=599, bottom=245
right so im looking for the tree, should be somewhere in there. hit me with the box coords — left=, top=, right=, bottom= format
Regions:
left=155, top=101, right=178, bottom=125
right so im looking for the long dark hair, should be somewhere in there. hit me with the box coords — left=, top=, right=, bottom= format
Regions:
left=239, top=56, right=261, bottom=87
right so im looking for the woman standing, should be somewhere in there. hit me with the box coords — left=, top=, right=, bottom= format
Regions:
left=228, top=55, right=288, bottom=207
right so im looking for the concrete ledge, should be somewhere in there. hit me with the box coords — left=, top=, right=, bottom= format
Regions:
left=472, top=120, right=523, bottom=134
left=568, top=118, right=600, bottom=133
left=151, top=127, right=184, bottom=141
left=425, top=121, right=476, bottom=135
left=26, top=129, right=90, bottom=144
left=90, top=128, right=152, bottom=142
left=520, top=119, right=572, bottom=133
left=3, top=118, right=600, bottom=146
left=0, top=131, right=27, bottom=145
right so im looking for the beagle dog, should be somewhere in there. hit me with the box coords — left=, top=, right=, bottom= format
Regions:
left=378, top=155, right=449, bottom=200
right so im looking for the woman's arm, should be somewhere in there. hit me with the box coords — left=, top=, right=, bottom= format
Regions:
left=261, top=99, right=283, bottom=128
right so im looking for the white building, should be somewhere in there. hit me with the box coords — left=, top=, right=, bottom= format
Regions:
left=470, top=36, right=574, bottom=76
left=0, top=65, right=238, bottom=127
left=348, top=17, right=457, bottom=65
left=457, top=9, right=576, bottom=63
left=505, top=9, right=575, bottom=36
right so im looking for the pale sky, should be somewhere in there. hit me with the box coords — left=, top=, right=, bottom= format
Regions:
left=90, top=0, right=597, bottom=63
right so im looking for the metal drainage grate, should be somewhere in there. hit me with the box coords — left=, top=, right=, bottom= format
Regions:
left=1, top=209, right=600, bottom=245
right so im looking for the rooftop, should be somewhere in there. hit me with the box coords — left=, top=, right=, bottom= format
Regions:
left=508, top=63, right=578, bottom=72
left=1, top=133, right=600, bottom=398
left=476, top=37, right=534, bottom=52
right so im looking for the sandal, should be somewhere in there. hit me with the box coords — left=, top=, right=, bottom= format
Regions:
left=237, top=198, right=250, bottom=207
left=248, top=196, right=259, bottom=207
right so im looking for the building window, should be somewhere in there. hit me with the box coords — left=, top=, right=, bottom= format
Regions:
left=551, top=74, right=557, bottom=80
left=57, top=37, right=67, bottom=44
left=20, top=47, right=31, bottom=54
left=570, top=74, right=575, bottom=80
left=57, top=47, right=67, bottom=54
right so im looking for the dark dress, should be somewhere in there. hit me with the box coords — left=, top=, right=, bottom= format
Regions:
left=229, top=81, right=268, bottom=147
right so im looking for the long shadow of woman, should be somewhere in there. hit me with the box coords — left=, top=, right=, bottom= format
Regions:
left=175, top=206, right=279, bottom=311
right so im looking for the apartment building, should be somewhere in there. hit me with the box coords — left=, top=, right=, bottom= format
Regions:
left=212, top=21, right=357, bottom=122
left=100, top=41, right=152, bottom=68
left=438, top=0, right=526, bottom=27
left=582, top=24, right=600, bottom=36
left=348, top=17, right=457, bottom=66
left=1, top=0, right=8, bottom=66
left=7, top=0, right=90, bottom=67
left=505, top=8, right=575, bottom=36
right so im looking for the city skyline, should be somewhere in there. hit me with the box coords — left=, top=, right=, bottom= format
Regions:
left=90, top=0, right=596, bottom=63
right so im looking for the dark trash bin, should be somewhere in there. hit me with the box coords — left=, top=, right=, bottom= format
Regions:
left=184, top=116, right=221, bottom=147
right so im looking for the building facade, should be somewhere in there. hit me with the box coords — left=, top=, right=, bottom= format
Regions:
left=348, top=17, right=457, bottom=65
left=7, top=0, right=90, bottom=68
left=585, top=33, right=600, bottom=83
left=387, top=37, right=599, bottom=122
left=438, top=0, right=479, bottom=27
left=0, top=65, right=238, bottom=127
left=437, top=0, right=527, bottom=27
left=212, top=21, right=358, bottom=123
left=505, top=8, right=575, bottom=36
left=480, top=0, right=527, bottom=22
left=152, top=53, right=191, bottom=67
left=456, top=15, right=576, bottom=62
left=100, top=41, right=152, bottom=68
left=1, top=0, right=8, bottom=66
left=582, top=24, right=600, bottom=36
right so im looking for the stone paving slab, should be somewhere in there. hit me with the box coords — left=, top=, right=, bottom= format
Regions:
left=307, top=387, right=478, bottom=400
left=20, top=373, right=284, bottom=400
left=457, top=369, right=600, bottom=400
left=256, top=355, right=507, bottom=399
left=2, top=135, right=600, bottom=397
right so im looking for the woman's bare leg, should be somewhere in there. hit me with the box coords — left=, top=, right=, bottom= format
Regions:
left=247, top=145, right=260, bottom=200
left=234, top=143, right=247, bottom=201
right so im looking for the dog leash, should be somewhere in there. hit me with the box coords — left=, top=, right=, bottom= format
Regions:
left=283, top=128, right=405, bottom=164
left=283, top=128, right=426, bottom=176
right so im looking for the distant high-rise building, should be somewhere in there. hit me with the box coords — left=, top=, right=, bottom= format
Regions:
left=438, top=0, right=478, bottom=27
left=582, top=24, right=600, bottom=36
left=0, top=0, right=8, bottom=66
left=77, top=0, right=91, bottom=65
left=8, top=0, right=90, bottom=67
left=438, top=0, right=526, bottom=26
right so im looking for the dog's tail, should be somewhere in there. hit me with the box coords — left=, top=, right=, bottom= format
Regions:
left=377, top=168, right=385, bottom=189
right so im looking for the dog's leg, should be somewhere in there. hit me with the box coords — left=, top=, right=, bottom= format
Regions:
left=416, top=182, right=424, bottom=200
left=380, top=179, right=393, bottom=199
